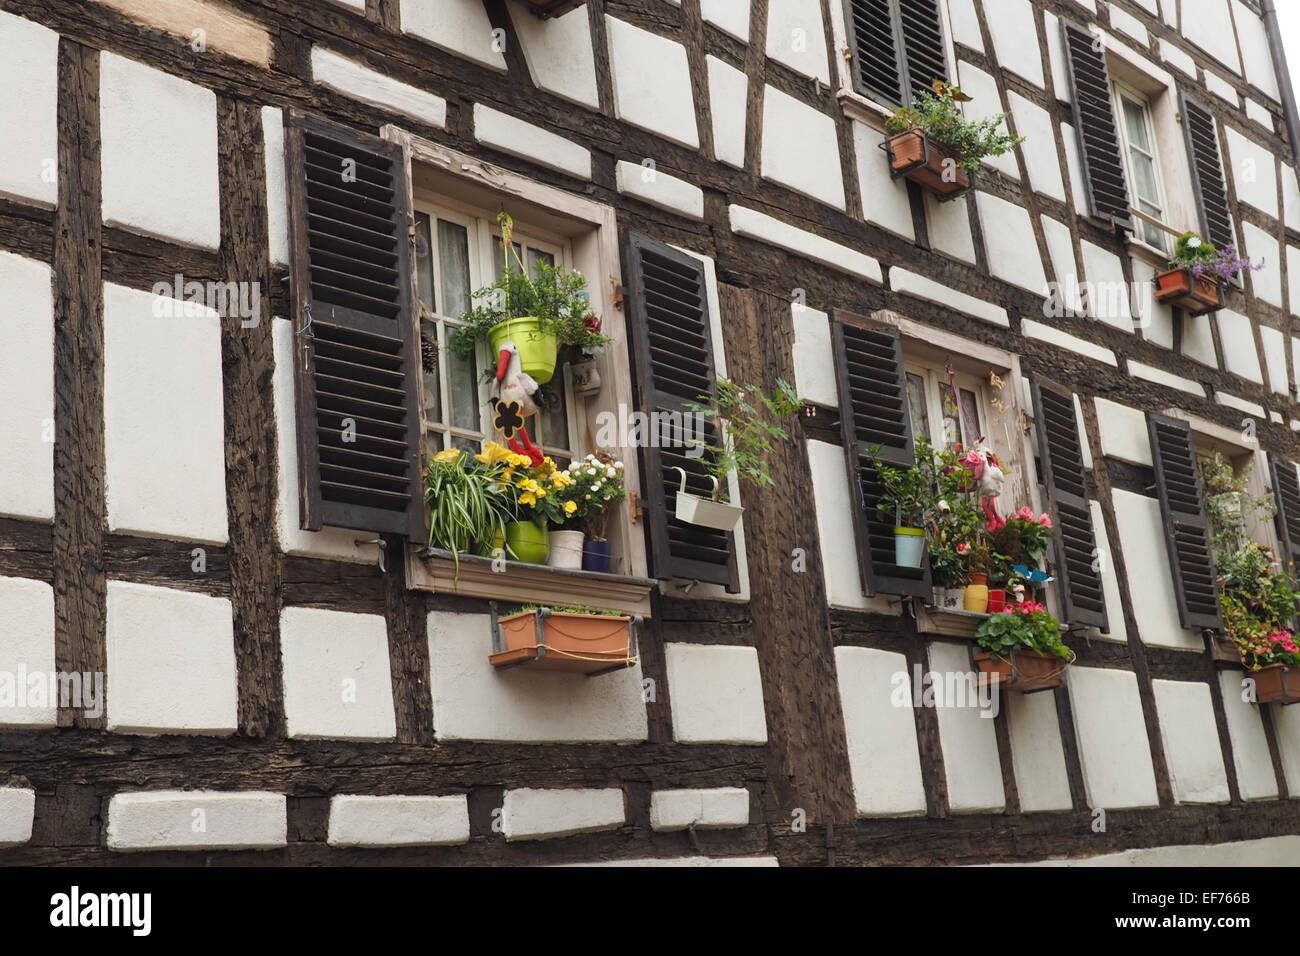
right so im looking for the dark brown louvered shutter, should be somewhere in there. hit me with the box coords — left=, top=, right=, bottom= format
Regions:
left=624, top=232, right=740, bottom=592
left=1060, top=20, right=1133, bottom=230
left=831, top=313, right=931, bottom=597
left=843, top=0, right=947, bottom=107
left=1030, top=379, right=1108, bottom=630
left=1180, top=95, right=1234, bottom=249
left=285, top=112, right=424, bottom=539
left=1147, top=414, right=1221, bottom=629
left=1270, top=454, right=1300, bottom=568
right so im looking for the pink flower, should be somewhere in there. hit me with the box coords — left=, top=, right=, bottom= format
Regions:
left=963, top=450, right=982, bottom=467
left=1015, top=506, right=1034, bottom=521
left=1038, top=514, right=1053, bottom=528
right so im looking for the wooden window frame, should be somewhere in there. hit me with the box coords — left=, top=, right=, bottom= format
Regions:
left=1113, top=82, right=1174, bottom=254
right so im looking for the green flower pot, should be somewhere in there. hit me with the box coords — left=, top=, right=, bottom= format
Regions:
left=505, top=520, right=549, bottom=564
left=488, top=317, right=558, bottom=385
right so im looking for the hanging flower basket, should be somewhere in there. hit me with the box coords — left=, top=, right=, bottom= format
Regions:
left=489, top=606, right=639, bottom=676
left=488, top=316, right=558, bottom=385
left=671, top=468, right=742, bottom=532
left=974, top=648, right=1074, bottom=693
left=1252, top=664, right=1300, bottom=705
left=881, top=129, right=973, bottom=200
left=1153, top=267, right=1221, bottom=315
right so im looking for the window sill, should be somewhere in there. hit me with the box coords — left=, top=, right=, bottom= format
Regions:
left=1126, top=234, right=1173, bottom=269
left=915, top=605, right=989, bottom=639
left=406, top=547, right=656, bottom=617
left=836, top=87, right=894, bottom=129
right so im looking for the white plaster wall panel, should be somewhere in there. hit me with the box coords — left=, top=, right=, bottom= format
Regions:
left=1289, top=244, right=1300, bottom=319
left=506, top=0, right=599, bottom=108
left=975, top=192, right=1045, bottom=294
left=501, top=787, right=625, bottom=841
left=428, top=609, right=647, bottom=742
left=1090, top=500, right=1129, bottom=643
left=1215, top=309, right=1264, bottom=383
left=1217, top=671, right=1278, bottom=800
left=0, top=788, right=35, bottom=848
left=271, top=320, right=379, bottom=562
left=649, top=788, right=750, bottom=831
left=956, top=63, right=1019, bottom=179
left=1071, top=0, right=1097, bottom=11
left=107, top=791, right=286, bottom=850
left=100, top=53, right=219, bottom=249
left=928, top=642, right=1005, bottom=812
left=926, top=194, right=976, bottom=264
left=1067, top=666, right=1160, bottom=808
left=1020, top=319, right=1117, bottom=366
left=1224, top=128, right=1278, bottom=218
left=565, top=855, right=779, bottom=867
left=262, top=106, right=289, bottom=266
left=0, top=252, right=54, bottom=521
left=1044, top=12, right=1069, bottom=97
left=1111, top=490, right=1202, bottom=651
left=1132, top=259, right=1173, bottom=348
left=701, top=0, right=750, bottom=40
left=854, top=122, right=915, bottom=240
left=103, top=283, right=228, bottom=544
left=729, top=204, right=882, bottom=282
left=606, top=17, right=698, bottom=148
left=1041, top=216, right=1084, bottom=315
left=986, top=0, right=1044, bottom=87
left=809, top=441, right=897, bottom=614
left=1294, top=337, right=1300, bottom=399
left=1272, top=698, right=1300, bottom=795
left=890, top=268, right=1008, bottom=326
left=0, top=11, right=58, bottom=206
left=1259, top=325, right=1287, bottom=395
left=1010, top=93, right=1065, bottom=202
left=761, top=86, right=844, bottom=209
left=1241, top=222, right=1282, bottom=308
left=1131, top=0, right=1158, bottom=13
left=1203, top=70, right=1240, bottom=109
left=1007, top=686, right=1072, bottom=812
left=1158, top=38, right=1197, bottom=79
left=1284, top=167, right=1300, bottom=233
left=1080, top=241, right=1132, bottom=332
left=311, top=47, right=447, bottom=128
left=666, top=643, right=767, bottom=744
left=765, top=0, right=830, bottom=83
left=327, top=794, right=470, bottom=847
left=615, top=161, right=704, bottom=219
left=1074, top=394, right=1094, bottom=470
left=990, top=835, right=1300, bottom=866
left=1180, top=0, right=1242, bottom=73
left=105, top=581, right=236, bottom=735
left=325, top=0, right=366, bottom=9
left=280, top=605, right=396, bottom=741
left=1231, top=0, right=1278, bottom=98
left=0, top=577, right=56, bottom=728
left=1152, top=679, right=1230, bottom=804
left=400, top=0, right=505, bottom=70
left=707, top=56, right=748, bottom=168
left=791, top=307, right=838, bottom=407
left=948, top=0, right=984, bottom=52
left=1128, top=361, right=1204, bottom=397
left=834, top=646, right=927, bottom=816
left=474, top=105, right=591, bottom=179
left=1181, top=306, right=1219, bottom=366
left=1245, top=98, right=1273, bottom=129
left=1097, top=398, right=1149, bottom=465
left=1216, top=391, right=1264, bottom=418
left=1061, top=124, right=1090, bottom=217
left=1106, top=4, right=1148, bottom=46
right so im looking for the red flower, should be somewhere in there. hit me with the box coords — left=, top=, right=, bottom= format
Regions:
left=1015, top=506, right=1034, bottom=521
left=583, top=313, right=601, bottom=335
left=1037, top=513, right=1053, bottom=528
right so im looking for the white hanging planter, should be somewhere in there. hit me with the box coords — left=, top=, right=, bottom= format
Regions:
left=671, top=468, right=743, bottom=532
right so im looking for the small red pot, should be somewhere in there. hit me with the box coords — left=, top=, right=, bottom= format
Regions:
left=986, top=589, right=1006, bottom=613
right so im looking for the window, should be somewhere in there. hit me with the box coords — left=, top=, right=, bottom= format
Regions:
left=904, top=363, right=988, bottom=452
left=1114, top=85, right=1172, bottom=253
left=840, top=0, right=947, bottom=108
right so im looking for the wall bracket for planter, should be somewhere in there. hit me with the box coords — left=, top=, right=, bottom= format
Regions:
left=524, top=0, right=587, bottom=18
left=974, top=649, right=1073, bottom=693
left=489, top=604, right=640, bottom=676
left=879, top=130, right=974, bottom=202
left=1153, top=267, right=1222, bottom=316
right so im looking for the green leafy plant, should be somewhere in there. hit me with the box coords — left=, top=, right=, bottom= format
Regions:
left=562, top=453, right=627, bottom=539
left=884, top=81, right=1024, bottom=174
left=423, top=447, right=518, bottom=570
left=1168, top=231, right=1263, bottom=281
left=516, top=604, right=626, bottom=617
left=975, top=601, right=1071, bottom=661
left=686, top=378, right=802, bottom=502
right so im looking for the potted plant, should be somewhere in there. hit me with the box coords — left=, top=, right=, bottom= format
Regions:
left=990, top=507, right=1054, bottom=606
left=450, top=213, right=610, bottom=385
left=490, top=604, right=637, bottom=675
left=465, top=441, right=559, bottom=564
left=675, top=378, right=801, bottom=531
left=1154, top=233, right=1264, bottom=315
left=881, top=81, right=1023, bottom=199
left=873, top=456, right=932, bottom=569
left=423, top=447, right=518, bottom=574
left=973, top=600, right=1074, bottom=692
left=563, top=452, right=627, bottom=573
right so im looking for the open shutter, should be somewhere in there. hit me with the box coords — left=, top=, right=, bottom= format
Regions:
left=1180, top=95, right=1234, bottom=249
left=1147, top=414, right=1221, bottom=629
left=624, top=232, right=740, bottom=592
left=843, top=0, right=946, bottom=107
left=285, top=112, right=424, bottom=539
left=1030, top=379, right=1108, bottom=629
left=831, top=313, right=930, bottom=597
left=1270, top=454, right=1300, bottom=568
left=1060, top=20, right=1133, bottom=230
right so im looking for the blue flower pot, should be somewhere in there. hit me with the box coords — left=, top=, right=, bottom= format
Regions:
left=582, top=538, right=612, bottom=573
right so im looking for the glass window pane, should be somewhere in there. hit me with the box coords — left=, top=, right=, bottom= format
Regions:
left=1130, top=153, right=1161, bottom=206
left=940, top=385, right=962, bottom=450
left=436, top=219, right=471, bottom=319
left=451, top=434, right=480, bottom=454
left=493, top=239, right=524, bottom=276
left=538, top=379, right=571, bottom=454
left=905, top=373, right=930, bottom=444
left=448, top=347, right=481, bottom=432
left=528, top=247, right=555, bottom=274
left=423, top=431, right=444, bottom=455
left=959, top=389, right=982, bottom=445
left=1121, top=97, right=1151, bottom=151
left=414, top=213, right=434, bottom=313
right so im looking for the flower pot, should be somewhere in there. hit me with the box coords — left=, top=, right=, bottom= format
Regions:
left=1153, top=267, right=1221, bottom=315
left=488, top=316, right=558, bottom=384
left=569, top=358, right=601, bottom=397
left=582, top=538, right=612, bottom=573
left=963, top=573, right=989, bottom=613
left=546, top=529, right=584, bottom=570
left=986, top=589, right=1006, bottom=613
left=672, top=470, right=742, bottom=531
left=504, top=520, right=549, bottom=564
left=884, top=129, right=972, bottom=198
left=490, top=607, right=636, bottom=675
left=1252, top=664, right=1300, bottom=704
left=974, top=649, right=1070, bottom=693
left=942, top=587, right=966, bottom=610
left=894, top=527, right=926, bottom=568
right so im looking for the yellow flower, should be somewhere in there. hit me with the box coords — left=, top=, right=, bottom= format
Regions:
left=475, top=442, right=514, bottom=466
left=433, top=449, right=461, bottom=465
left=508, top=453, right=532, bottom=468
left=519, top=492, right=537, bottom=506
left=563, top=500, right=577, bottom=516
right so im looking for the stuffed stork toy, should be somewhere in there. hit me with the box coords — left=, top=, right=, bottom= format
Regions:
left=490, top=340, right=545, bottom=466
left=961, top=446, right=1006, bottom=532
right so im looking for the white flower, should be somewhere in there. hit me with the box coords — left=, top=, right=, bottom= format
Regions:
left=587, top=467, right=597, bottom=476
left=585, top=494, right=592, bottom=500
left=1187, top=236, right=1202, bottom=248
left=593, top=482, right=602, bottom=490
left=606, top=466, right=616, bottom=477
left=615, top=461, right=624, bottom=469
left=937, top=500, right=950, bottom=512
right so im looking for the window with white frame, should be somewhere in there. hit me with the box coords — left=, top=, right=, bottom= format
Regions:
left=1113, top=83, right=1172, bottom=254
left=413, top=202, right=578, bottom=466
left=904, top=362, right=991, bottom=452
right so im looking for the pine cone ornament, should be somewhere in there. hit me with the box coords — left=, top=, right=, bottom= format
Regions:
left=420, top=331, right=438, bottom=374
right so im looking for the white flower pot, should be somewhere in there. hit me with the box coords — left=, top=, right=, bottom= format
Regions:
left=894, top=527, right=926, bottom=568
left=546, top=530, right=585, bottom=570
left=671, top=468, right=743, bottom=532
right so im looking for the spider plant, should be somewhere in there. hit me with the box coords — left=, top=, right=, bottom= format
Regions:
left=424, top=448, right=518, bottom=575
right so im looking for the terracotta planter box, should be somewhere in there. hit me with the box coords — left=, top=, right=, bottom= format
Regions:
left=974, top=649, right=1068, bottom=693
left=1252, top=664, right=1300, bottom=705
left=883, top=129, right=972, bottom=199
left=1153, top=267, right=1221, bottom=315
left=490, top=607, right=638, bottom=676
left=523, top=0, right=587, bottom=18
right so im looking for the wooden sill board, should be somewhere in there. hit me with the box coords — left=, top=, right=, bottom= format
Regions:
left=915, top=605, right=989, bottom=639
